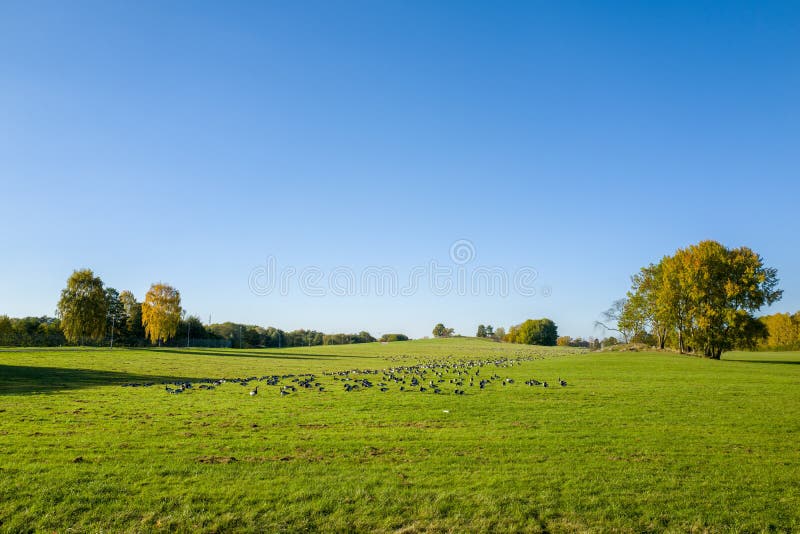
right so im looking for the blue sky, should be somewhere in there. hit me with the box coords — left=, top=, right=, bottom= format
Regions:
left=1, top=1, right=798, bottom=338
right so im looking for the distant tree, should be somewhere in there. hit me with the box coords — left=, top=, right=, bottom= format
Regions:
left=57, top=269, right=108, bottom=345
left=358, top=331, right=376, bottom=343
left=38, top=317, right=66, bottom=345
left=494, top=326, right=505, bottom=341
left=119, top=290, right=137, bottom=318
left=0, top=316, right=65, bottom=346
left=11, top=317, right=33, bottom=346
left=175, top=315, right=208, bottom=347
left=141, top=283, right=182, bottom=346
left=302, top=330, right=323, bottom=346
left=271, top=328, right=325, bottom=348
left=621, top=263, right=671, bottom=349
left=530, top=318, right=557, bottom=345
left=433, top=323, right=453, bottom=338
left=119, top=290, right=145, bottom=345
left=322, top=331, right=376, bottom=345
left=207, top=322, right=273, bottom=348
left=570, top=337, right=591, bottom=348
left=105, top=287, right=126, bottom=346
left=504, top=324, right=518, bottom=343
left=323, top=334, right=344, bottom=345
left=556, top=335, right=572, bottom=346
left=380, top=333, right=409, bottom=342
left=105, top=288, right=125, bottom=322
left=485, top=325, right=494, bottom=338
left=509, top=318, right=558, bottom=346
left=476, top=324, right=487, bottom=338
left=263, top=326, right=286, bottom=348
left=602, top=336, right=619, bottom=347
left=758, top=312, right=800, bottom=350
left=595, top=299, right=631, bottom=343
left=0, top=315, right=14, bottom=345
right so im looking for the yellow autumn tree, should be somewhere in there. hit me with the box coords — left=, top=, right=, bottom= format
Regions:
left=141, top=283, right=182, bottom=346
left=759, top=313, right=800, bottom=350
left=615, top=240, right=782, bottom=358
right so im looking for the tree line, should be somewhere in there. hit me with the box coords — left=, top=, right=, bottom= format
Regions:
left=208, top=323, right=379, bottom=349
left=602, top=240, right=782, bottom=358
left=0, top=316, right=66, bottom=346
left=757, top=312, right=800, bottom=350
left=431, top=319, right=559, bottom=346
left=0, top=269, right=389, bottom=348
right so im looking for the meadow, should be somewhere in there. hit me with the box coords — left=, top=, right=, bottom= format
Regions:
left=0, top=338, right=798, bottom=532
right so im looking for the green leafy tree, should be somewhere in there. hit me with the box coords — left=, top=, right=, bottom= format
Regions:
left=322, top=331, right=377, bottom=345
left=602, top=336, right=619, bottom=347
left=0, top=316, right=65, bottom=346
left=476, top=324, right=487, bottom=338
left=105, top=288, right=125, bottom=324
left=620, top=263, right=671, bottom=348
left=358, top=331, right=376, bottom=343
left=0, top=315, right=13, bottom=345
left=433, top=323, right=448, bottom=337
left=380, top=333, right=409, bottom=342
left=174, top=315, right=209, bottom=347
left=494, top=326, right=505, bottom=341
left=105, top=287, right=126, bottom=346
left=57, top=269, right=108, bottom=345
left=509, top=319, right=558, bottom=346
left=119, top=290, right=145, bottom=345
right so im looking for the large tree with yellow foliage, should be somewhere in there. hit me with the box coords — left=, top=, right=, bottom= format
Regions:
left=141, top=283, right=182, bottom=346
left=615, top=241, right=782, bottom=358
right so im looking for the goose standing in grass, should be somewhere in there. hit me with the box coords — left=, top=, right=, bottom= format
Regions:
left=250, top=386, right=258, bottom=396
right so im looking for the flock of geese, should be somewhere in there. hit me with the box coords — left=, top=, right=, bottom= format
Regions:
left=121, top=356, right=569, bottom=397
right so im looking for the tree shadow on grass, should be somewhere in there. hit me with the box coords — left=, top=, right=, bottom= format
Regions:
left=725, top=359, right=800, bottom=365
left=151, top=348, right=373, bottom=360
left=0, top=364, right=205, bottom=395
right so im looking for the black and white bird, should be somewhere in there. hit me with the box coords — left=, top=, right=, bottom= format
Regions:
left=250, top=386, right=259, bottom=396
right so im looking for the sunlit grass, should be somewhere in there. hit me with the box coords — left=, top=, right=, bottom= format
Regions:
left=1, top=339, right=798, bottom=532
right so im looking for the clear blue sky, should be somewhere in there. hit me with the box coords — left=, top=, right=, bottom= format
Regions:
left=1, top=1, right=798, bottom=339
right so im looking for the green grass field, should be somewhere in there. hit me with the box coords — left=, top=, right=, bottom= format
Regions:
left=1, top=338, right=798, bottom=532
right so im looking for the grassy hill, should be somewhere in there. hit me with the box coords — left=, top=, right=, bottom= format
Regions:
left=1, top=339, right=798, bottom=532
